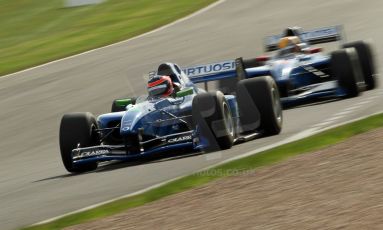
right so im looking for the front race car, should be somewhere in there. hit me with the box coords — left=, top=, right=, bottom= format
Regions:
left=60, top=61, right=283, bottom=173
left=70, top=92, right=199, bottom=168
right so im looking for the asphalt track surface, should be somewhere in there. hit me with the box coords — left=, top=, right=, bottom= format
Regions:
left=1, top=1, right=383, bottom=229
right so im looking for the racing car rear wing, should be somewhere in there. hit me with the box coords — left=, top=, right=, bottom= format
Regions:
left=183, top=60, right=236, bottom=84
left=146, top=60, right=239, bottom=91
left=182, top=60, right=239, bottom=90
left=265, top=25, right=344, bottom=52
left=182, top=58, right=256, bottom=91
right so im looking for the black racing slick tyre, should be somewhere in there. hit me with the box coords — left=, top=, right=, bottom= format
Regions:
left=217, top=77, right=238, bottom=95
left=59, top=112, right=100, bottom=173
left=236, top=76, right=282, bottom=136
left=192, top=91, right=234, bottom=151
left=343, top=41, right=376, bottom=90
left=217, top=58, right=262, bottom=95
left=331, top=48, right=363, bottom=98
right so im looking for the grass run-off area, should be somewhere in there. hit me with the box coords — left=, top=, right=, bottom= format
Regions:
left=0, top=0, right=216, bottom=76
left=23, top=113, right=383, bottom=230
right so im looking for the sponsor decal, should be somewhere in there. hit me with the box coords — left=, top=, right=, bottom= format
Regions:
left=301, top=27, right=339, bottom=40
left=167, top=135, right=192, bottom=143
left=146, top=60, right=235, bottom=79
left=78, top=149, right=109, bottom=158
left=123, top=119, right=133, bottom=127
left=183, top=60, right=235, bottom=77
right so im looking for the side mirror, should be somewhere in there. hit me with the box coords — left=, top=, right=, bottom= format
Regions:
left=115, top=98, right=133, bottom=107
left=306, top=47, right=322, bottom=54
left=176, top=87, right=193, bottom=98
left=255, top=55, right=270, bottom=62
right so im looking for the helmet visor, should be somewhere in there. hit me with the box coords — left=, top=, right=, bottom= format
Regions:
left=147, top=76, right=172, bottom=97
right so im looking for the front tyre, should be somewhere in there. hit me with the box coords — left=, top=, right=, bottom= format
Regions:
left=59, top=112, right=99, bottom=173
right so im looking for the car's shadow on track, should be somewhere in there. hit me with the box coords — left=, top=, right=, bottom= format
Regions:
left=95, top=151, right=203, bottom=173
left=283, top=98, right=341, bottom=110
left=33, top=151, right=203, bottom=182
left=33, top=174, right=75, bottom=182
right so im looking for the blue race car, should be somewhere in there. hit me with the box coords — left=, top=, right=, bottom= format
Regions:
left=189, top=26, right=376, bottom=107
left=59, top=62, right=283, bottom=173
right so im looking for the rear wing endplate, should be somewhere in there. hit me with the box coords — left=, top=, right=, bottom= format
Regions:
left=265, top=25, right=344, bottom=52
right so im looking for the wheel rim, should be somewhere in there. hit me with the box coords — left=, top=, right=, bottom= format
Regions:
left=223, top=102, right=234, bottom=137
left=271, top=87, right=282, bottom=124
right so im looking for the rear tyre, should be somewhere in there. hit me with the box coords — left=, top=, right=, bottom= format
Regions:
left=217, top=77, right=238, bottom=95
left=236, top=76, right=282, bottom=136
left=343, top=41, right=376, bottom=90
left=59, top=112, right=99, bottom=173
left=192, top=92, right=234, bottom=151
left=331, top=48, right=363, bottom=98
left=217, top=58, right=261, bottom=95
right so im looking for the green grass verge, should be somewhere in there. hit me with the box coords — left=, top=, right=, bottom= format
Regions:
left=22, top=113, right=383, bottom=230
left=0, top=0, right=216, bottom=76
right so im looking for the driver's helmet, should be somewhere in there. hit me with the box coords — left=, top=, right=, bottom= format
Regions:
left=147, top=75, right=174, bottom=98
left=278, top=36, right=302, bottom=54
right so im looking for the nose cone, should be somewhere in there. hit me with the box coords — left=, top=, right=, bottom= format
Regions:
left=120, top=109, right=141, bottom=135
left=120, top=102, right=156, bottom=135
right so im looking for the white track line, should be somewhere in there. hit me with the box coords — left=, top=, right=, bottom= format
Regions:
left=312, top=114, right=347, bottom=129
left=343, top=105, right=363, bottom=111
left=310, top=95, right=377, bottom=130
left=277, top=128, right=319, bottom=144
left=323, top=115, right=344, bottom=122
left=333, top=110, right=354, bottom=116
left=366, top=95, right=379, bottom=100
left=1, top=0, right=227, bottom=79
left=354, top=100, right=373, bottom=106
left=311, top=116, right=344, bottom=129
left=312, top=121, right=334, bottom=129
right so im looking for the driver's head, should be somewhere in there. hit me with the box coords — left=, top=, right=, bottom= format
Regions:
left=147, top=75, right=174, bottom=98
left=278, top=36, right=301, bottom=53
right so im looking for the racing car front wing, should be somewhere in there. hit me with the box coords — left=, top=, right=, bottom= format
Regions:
left=72, top=131, right=196, bottom=166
